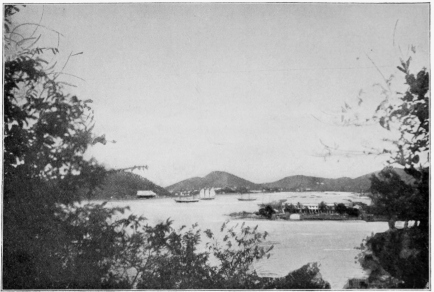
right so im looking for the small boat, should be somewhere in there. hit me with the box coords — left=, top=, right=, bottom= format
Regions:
left=201, top=187, right=216, bottom=200
left=238, top=193, right=256, bottom=201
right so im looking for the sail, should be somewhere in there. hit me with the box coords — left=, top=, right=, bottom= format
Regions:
left=199, top=189, right=205, bottom=199
left=210, top=188, right=216, bottom=198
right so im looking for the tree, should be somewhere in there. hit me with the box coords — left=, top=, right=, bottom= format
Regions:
left=284, top=203, right=297, bottom=214
left=318, top=201, right=327, bottom=213
left=356, top=57, right=429, bottom=288
left=3, top=5, right=109, bottom=288
left=345, top=207, right=360, bottom=217
left=335, top=203, right=347, bottom=215
left=370, top=58, right=429, bottom=230
left=258, top=205, right=276, bottom=219
left=325, top=54, right=429, bottom=228
left=369, top=167, right=414, bottom=228
left=316, top=50, right=428, bottom=223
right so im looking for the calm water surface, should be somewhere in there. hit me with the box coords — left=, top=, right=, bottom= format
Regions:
left=96, top=192, right=388, bottom=289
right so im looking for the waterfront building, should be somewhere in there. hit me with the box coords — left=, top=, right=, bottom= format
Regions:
left=137, top=190, right=157, bottom=198
left=303, top=203, right=319, bottom=212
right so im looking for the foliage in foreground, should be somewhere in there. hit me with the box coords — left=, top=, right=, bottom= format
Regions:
left=356, top=57, right=430, bottom=288
left=368, top=57, right=429, bottom=231
left=355, top=227, right=429, bottom=289
left=5, top=202, right=330, bottom=289
left=3, top=4, right=108, bottom=288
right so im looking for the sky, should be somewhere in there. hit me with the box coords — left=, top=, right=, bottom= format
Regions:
left=10, top=3, right=430, bottom=187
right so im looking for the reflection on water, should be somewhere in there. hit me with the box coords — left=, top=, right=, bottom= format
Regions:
left=95, top=192, right=387, bottom=289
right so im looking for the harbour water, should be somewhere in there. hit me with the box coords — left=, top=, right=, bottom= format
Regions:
left=97, top=192, right=388, bottom=289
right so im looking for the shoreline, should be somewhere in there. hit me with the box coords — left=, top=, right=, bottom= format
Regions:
left=228, top=212, right=388, bottom=222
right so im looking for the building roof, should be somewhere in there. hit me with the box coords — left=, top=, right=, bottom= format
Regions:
left=137, top=190, right=157, bottom=197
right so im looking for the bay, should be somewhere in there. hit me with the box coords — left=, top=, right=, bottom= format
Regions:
left=95, top=192, right=388, bottom=289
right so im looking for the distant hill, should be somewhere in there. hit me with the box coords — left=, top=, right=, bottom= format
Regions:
left=262, top=168, right=415, bottom=192
left=262, top=175, right=358, bottom=192
left=166, top=171, right=259, bottom=193
left=167, top=168, right=414, bottom=194
left=94, top=171, right=172, bottom=199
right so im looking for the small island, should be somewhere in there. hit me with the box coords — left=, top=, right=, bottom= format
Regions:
left=230, top=200, right=387, bottom=222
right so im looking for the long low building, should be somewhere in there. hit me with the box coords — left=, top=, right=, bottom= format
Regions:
left=292, top=202, right=353, bottom=212
left=137, top=190, right=157, bottom=198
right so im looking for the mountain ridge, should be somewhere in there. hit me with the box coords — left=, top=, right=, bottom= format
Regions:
left=166, top=168, right=412, bottom=193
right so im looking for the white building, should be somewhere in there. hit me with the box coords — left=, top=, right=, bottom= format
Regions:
left=303, top=203, right=319, bottom=211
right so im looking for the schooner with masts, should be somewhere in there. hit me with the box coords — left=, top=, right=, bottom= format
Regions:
left=200, top=187, right=216, bottom=200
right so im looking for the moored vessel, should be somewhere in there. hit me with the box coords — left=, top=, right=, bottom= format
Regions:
left=201, top=187, right=216, bottom=200
left=238, top=193, right=256, bottom=201
left=174, top=191, right=200, bottom=203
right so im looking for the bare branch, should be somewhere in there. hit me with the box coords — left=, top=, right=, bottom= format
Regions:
left=54, top=52, right=73, bottom=80
left=11, top=23, right=65, bottom=38
left=365, top=53, right=392, bottom=94
left=392, top=19, right=399, bottom=47
left=47, top=72, right=86, bottom=82
left=8, top=31, right=25, bottom=40
left=23, top=34, right=42, bottom=50
left=29, top=5, right=44, bottom=38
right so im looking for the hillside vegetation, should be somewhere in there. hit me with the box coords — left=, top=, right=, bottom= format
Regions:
left=94, top=172, right=172, bottom=199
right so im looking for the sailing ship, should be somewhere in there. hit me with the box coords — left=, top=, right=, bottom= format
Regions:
left=238, top=193, right=256, bottom=201
left=200, top=188, right=216, bottom=200
left=174, top=190, right=200, bottom=203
